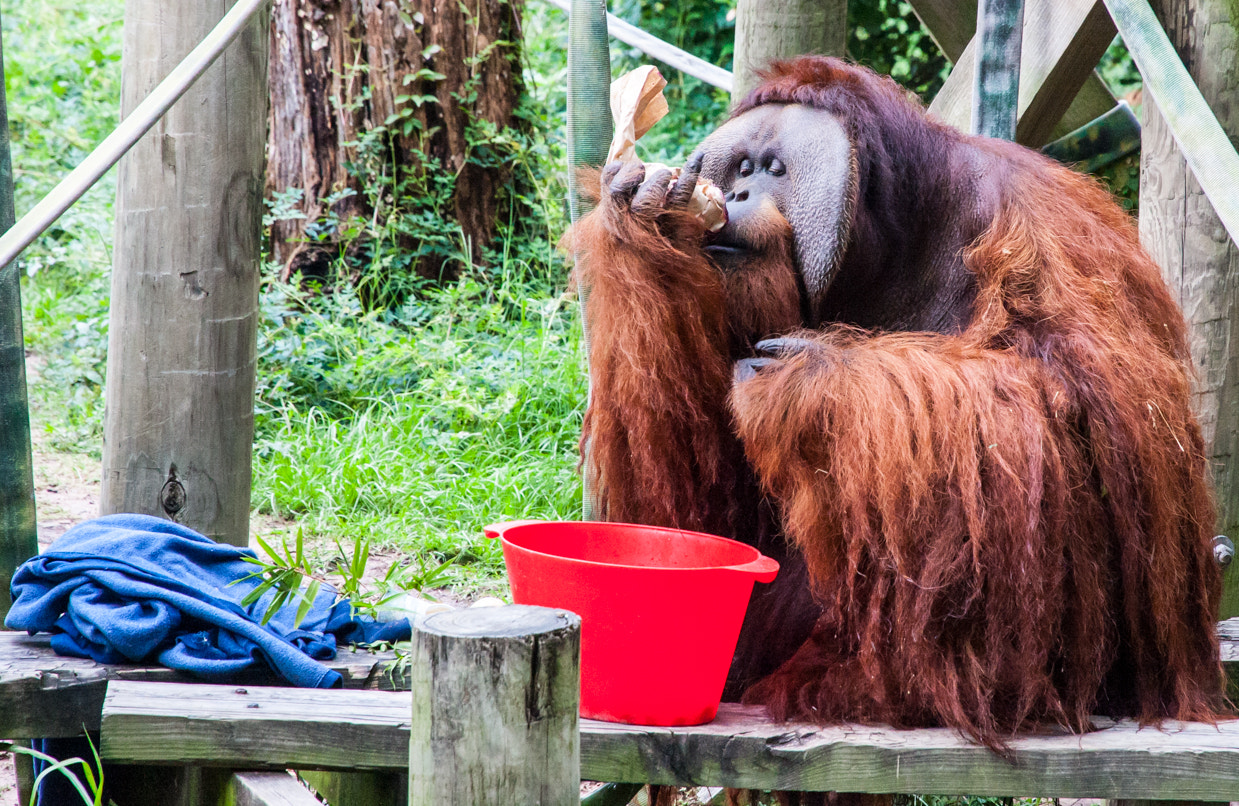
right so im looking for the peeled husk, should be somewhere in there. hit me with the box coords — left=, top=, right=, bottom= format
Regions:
left=607, top=66, right=727, bottom=233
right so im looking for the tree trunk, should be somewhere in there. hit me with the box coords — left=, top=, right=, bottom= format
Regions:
left=732, top=0, right=847, bottom=99
left=266, top=0, right=526, bottom=288
left=1137, top=0, right=1239, bottom=615
left=102, top=0, right=268, bottom=546
left=0, top=14, right=38, bottom=622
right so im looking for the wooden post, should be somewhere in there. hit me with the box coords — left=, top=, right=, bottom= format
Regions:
left=101, top=0, right=268, bottom=546
left=928, top=0, right=1116, bottom=147
left=908, top=0, right=1116, bottom=138
left=408, top=605, right=581, bottom=806
left=971, top=0, right=1025, bottom=139
left=732, top=0, right=847, bottom=99
left=1137, top=0, right=1239, bottom=616
left=0, top=11, right=38, bottom=622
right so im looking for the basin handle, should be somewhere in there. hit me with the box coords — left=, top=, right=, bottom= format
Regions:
left=483, top=520, right=543, bottom=539
left=731, top=554, right=780, bottom=584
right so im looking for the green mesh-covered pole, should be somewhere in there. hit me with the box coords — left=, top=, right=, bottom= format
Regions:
left=568, top=0, right=611, bottom=521
left=971, top=0, right=1025, bottom=139
left=0, top=16, right=38, bottom=622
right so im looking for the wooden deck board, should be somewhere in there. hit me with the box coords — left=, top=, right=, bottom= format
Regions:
left=0, top=631, right=403, bottom=738
left=100, top=680, right=1239, bottom=798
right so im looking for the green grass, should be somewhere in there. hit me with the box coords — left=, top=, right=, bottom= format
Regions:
left=251, top=274, right=586, bottom=586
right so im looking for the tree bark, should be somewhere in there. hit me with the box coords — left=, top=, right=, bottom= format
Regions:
left=266, top=0, right=526, bottom=286
left=733, top=0, right=848, bottom=99
left=1137, top=0, right=1239, bottom=615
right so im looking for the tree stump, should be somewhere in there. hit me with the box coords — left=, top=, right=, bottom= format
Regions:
left=408, top=604, right=581, bottom=806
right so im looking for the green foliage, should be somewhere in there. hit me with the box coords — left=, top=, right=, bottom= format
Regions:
left=4, top=0, right=120, bottom=454
left=251, top=270, right=586, bottom=584
left=609, top=0, right=735, bottom=163
left=849, top=0, right=950, bottom=100
left=2, top=737, right=106, bottom=806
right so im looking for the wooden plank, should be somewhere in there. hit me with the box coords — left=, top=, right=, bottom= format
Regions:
left=408, top=605, right=581, bottom=805
left=1109, top=0, right=1239, bottom=246
left=1132, top=0, right=1239, bottom=619
left=971, top=0, right=1026, bottom=139
left=0, top=632, right=401, bottom=738
left=929, top=0, right=1117, bottom=147
left=100, top=0, right=268, bottom=545
left=907, top=0, right=1116, bottom=140
left=732, top=0, right=847, bottom=98
left=231, top=772, right=322, bottom=806
left=541, top=0, right=732, bottom=92
left=98, top=681, right=1239, bottom=799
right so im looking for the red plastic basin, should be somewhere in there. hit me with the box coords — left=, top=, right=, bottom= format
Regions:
left=484, top=520, right=779, bottom=726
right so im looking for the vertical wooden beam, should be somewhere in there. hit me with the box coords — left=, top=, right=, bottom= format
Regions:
left=408, top=605, right=581, bottom=805
left=0, top=12, right=38, bottom=622
left=928, top=0, right=1116, bottom=147
left=1136, top=0, right=1239, bottom=616
left=909, top=0, right=1116, bottom=138
left=567, top=0, right=611, bottom=521
left=102, top=0, right=268, bottom=545
left=732, top=0, right=848, bottom=100
left=971, top=0, right=1025, bottom=138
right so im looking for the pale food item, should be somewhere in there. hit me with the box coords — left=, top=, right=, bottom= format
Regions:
left=607, top=66, right=728, bottom=233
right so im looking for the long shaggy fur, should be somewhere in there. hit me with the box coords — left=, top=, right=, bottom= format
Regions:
left=572, top=56, right=1225, bottom=750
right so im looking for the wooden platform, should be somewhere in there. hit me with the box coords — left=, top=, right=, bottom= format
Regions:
left=98, top=679, right=1239, bottom=799
left=0, top=631, right=403, bottom=738
left=7, top=619, right=1239, bottom=800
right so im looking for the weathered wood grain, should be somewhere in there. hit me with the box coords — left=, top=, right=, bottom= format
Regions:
left=230, top=771, right=322, bottom=806
left=970, top=0, right=1025, bottom=140
left=96, top=680, right=1239, bottom=799
left=1135, top=0, right=1239, bottom=619
left=102, top=0, right=268, bottom=545
left=0, top=632, right=401, bottom=738
left=732, top=0, right=847, bottom=99
left=929, top=0, right=1116, bottom=147
left=408, top=605, right=582, bottom=806
left=907, top=0, right=1116, bottom=139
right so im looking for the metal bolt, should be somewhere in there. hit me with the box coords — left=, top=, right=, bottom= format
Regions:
left=1213, top=535, right=1234, bottom=568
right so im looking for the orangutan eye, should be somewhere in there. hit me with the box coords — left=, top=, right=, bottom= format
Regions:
left=768, top=158, right=786, bottom=176
left=739, top=159, right=754, bottom=177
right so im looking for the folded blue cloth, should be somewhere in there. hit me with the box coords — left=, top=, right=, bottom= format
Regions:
left=5, top=514, right=410, bottom=688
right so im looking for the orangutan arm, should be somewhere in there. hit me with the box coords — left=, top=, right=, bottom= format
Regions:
left=572, top=159, right=743, bottom=532
left=730, top=324, right=1221, bottom=742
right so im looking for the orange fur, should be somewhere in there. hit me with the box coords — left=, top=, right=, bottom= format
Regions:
left=572, top=57, right=1225, bottom=751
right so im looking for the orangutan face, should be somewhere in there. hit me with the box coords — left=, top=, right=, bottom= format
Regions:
left=694, top=105, right=856, bottom=316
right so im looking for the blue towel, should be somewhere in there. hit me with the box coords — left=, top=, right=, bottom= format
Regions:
left=5, top=514, right=410, bottom=688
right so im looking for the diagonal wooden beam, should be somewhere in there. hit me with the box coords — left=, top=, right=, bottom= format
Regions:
left=910, top=0, right=1118, bottom=143
left=928, top=0, right=1116, bottom=147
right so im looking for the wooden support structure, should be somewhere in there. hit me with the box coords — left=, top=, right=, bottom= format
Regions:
left=908, top=0, right=1116, bottom=138
left=101, top=0, right=269, bottom=546
left=408, top=606, right=582, bottom=805
left=970, top=0, right=1026, bottom=139
left=98, top=682, right=1239, bottom=799
left=1132, top=0, right=1239, bottom=617
left=0, top=10, right=37, bottom=624
left=732, top=0, right=847, bottom=99
left=928, top=0, right=1117, bottom=146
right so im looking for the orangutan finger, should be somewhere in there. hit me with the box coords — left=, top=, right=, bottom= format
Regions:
left=734, top=356, right=779, bottom=384
left=754, top=337, right=820, bottom=359
left=667, top=153, right=703, bottom=208
left=608, top=161, right=647, bottom=205
left=631, top=168, right=674, bottom=217
left=600, top=161, right=625, bottom=192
